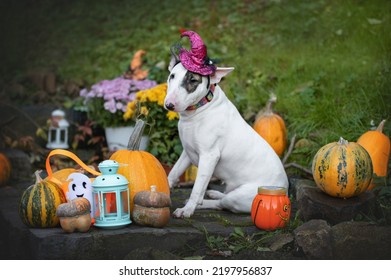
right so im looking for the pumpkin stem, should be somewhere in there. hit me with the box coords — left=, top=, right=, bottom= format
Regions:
left=265, top=93, right=277, bottom=114
left=34, top=170, right=44, bottom=184
left=127, top=119, right=146, bottom=151
left=376, top=119, right=386, bottom=133
left=338, top=137, right=349, bottom=145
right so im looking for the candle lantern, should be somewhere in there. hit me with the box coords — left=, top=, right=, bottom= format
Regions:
left=92, top=160, right=131, bottom=229
left=46, top=109, right=69, bottom=149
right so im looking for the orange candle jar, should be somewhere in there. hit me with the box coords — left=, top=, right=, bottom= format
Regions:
left=251, top=187, right=291, bottom=231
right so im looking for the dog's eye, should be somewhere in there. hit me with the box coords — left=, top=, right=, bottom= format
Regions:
left=170, top=74, right=175, bottom=80
left=190, top=78, right=198, bottom=83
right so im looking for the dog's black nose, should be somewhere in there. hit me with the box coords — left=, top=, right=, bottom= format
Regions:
left=165, top=102, right=175, bottom=111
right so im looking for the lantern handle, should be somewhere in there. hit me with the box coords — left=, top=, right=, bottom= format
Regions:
left=46, top=149, right=101, bottom=182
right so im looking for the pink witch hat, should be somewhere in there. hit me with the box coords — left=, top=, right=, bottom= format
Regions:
left=179, top=31, right=216, bottom=76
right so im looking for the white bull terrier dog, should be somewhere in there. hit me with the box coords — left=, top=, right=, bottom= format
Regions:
left=164, top=31, right=288, bottom=218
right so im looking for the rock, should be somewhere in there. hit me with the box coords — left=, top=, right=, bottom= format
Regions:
left=296, top=179, right=376, bottom=225
left=294, top=219, right=332, bottom=259
left=267, top=233, right=294, bottom=251
left=331, top=221, right=391, bottom=259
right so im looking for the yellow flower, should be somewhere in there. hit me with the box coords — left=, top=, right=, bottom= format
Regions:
left=127, top=100, right=137, bottom=110
left=136, top=90, right=148, bottom=102
left=140, top=106, right=149, bottom=116
left=135, top=83, right=168, bottom=105
left=123, top=108, right=135, bottom=121
left=123, top=100, right=138, bottom=120
left=147, top=90, right=158, bottom=103
left=157, top=92, right=166, bottom=106
left=166, top=111, right=179, bottom=121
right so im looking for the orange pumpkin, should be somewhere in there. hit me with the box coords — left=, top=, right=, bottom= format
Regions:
left=357, top=119, right=390, bottom=190
left=110, top=119, right=170, bottom=214
left=253, top=95, right=287, bottom=157
left=312, top=137, right=373, bottom=198
left=251, top=187, right=291, bottom=231
left=0, top=153, right=11, bottom=186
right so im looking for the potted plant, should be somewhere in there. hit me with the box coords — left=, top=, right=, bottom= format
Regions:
left=74, top=50, right=159, bottom=151
left=78, top=75, right=159, bottom=151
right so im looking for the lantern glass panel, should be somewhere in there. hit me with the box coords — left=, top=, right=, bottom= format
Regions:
left=121, top=190, right=129, bottom=217
left=103, top=192, right=117, bottom=218
left=50, top=129, right=56, bottom=141
left=93, top=192, right=100, bottom=218
left=60, top=129, right=66, bottom=142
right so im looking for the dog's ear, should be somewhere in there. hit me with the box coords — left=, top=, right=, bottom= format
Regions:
left=168, top=54, right=179, bottom=72
left=210, top=67, right=234, bottom=84
left=168, top=46, right=180, bottom=72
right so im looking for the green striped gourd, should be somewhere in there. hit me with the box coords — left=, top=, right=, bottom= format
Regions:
left=311, top=137, right=373, bottom=198
left=19, top=170, right=66, bottom=227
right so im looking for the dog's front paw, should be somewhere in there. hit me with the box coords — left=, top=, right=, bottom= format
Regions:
left=172, top=205, right=196, bottom=218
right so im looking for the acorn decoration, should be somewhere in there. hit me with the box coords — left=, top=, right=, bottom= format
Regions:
left=133, top=185, right=171, bottom=228
left=56, top=198, right=92, bottom=233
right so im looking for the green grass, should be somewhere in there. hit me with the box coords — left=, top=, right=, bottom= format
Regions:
left=1, top=0, right=390, bottom=168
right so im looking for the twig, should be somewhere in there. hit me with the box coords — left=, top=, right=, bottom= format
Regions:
left=282, top=134, right=296, bottom=164
left=284, top=162, right=312, bottom=175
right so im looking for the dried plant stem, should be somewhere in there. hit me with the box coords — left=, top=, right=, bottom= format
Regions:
left=282, top=134, right=296, bottom=164
left=284, top=162, right=313, bottom=175
left=282, top=134, right=313, bottom=175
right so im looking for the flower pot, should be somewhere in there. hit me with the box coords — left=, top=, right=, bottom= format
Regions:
left=105, top=126, right=149, bottom=151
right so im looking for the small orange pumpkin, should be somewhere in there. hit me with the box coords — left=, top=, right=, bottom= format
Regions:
left=110, top=119, right=170, bottom=214
left=251, top=187, right=291, bottom=231
left=0, top=153, right=11, bottom=186
left=253, top=95, right=287, bottom=157
left=357, top=119, right=390, bottom=190
left=312, top=137, right=373, bottom=198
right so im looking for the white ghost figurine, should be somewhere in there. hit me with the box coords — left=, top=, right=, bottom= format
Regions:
left=65, top=173, right=93, bottom=218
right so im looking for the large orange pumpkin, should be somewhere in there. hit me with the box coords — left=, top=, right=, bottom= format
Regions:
left=251, top=187, right=291, bottom=231
left=357, top=119, right=390, bottom=190
left=0, top=153, right=11, bottom=186
left=253, top=95, right=287, bottom=157
left=312, top=137, right=373, bottom=198
left=110, top=119, right=170, bottom=214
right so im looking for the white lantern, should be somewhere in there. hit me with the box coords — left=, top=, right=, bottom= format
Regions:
left=46, top=109, right=69, bottom=149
